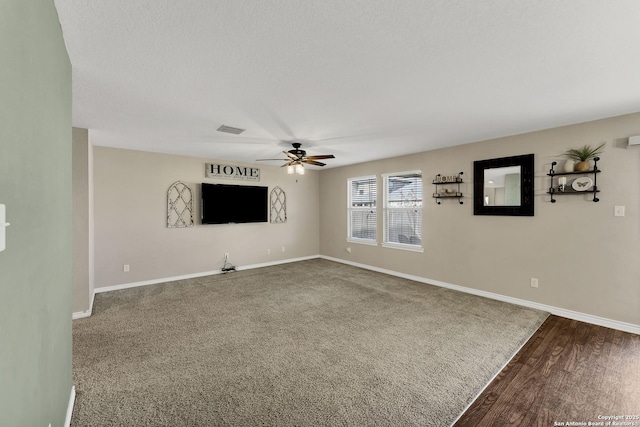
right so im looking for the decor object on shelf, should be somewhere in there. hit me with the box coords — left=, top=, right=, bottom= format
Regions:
left=562, top=143, right=605, bottom=172
left=571, top=177, right=593, bottom=192
left=547, top=157, right=600, bottom=203
left=432, top=172, right=463, bottom=204
left=563, top=159, right=575, bottom=173
left=473, top=154, right=534, bottom=216
left=558, top=177, right=567, bottom=192
left=167, top=181, right=194, bottom=228
left=270, top=186, right=287, bottom=223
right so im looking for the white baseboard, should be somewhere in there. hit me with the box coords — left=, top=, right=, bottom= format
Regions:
left=93, top=255, right=321, bottom=295
left=72, top=310, right=91, bottom=320
left=64, top=386, right=75, bottom=427
left=74, top=255, right=320, bottom=319
left=320, top=255, right=640, bottom=335
left=75, top=254, right=639, bottom=335
left=234, top=255, right=320, bottom=272
left=72, top=289, right=96, bottom=320
left=94, top=270, right=222, bottom=294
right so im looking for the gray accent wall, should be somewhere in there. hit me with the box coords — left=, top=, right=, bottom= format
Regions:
left=320, top=113, right=640, bottom=326
left=0, top=0, right=73, bottom=425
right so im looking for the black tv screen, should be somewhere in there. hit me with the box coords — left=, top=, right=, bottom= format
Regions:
left=201, top=183, right=268, bottom=224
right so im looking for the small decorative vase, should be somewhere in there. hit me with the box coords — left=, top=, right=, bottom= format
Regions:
left=563, top=159, right=575, bottom=173
left=575, top=161, right=590, bottom=172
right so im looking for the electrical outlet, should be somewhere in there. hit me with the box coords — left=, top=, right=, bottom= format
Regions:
left=281, top=246, right=285, bottom=252
left=267, top=249, right=271, bottom=255
left=614, top=206, right=625, bottom=217
left=530, top=277, right=538, bottom=288
left=123, top=264, right=130, bottom=273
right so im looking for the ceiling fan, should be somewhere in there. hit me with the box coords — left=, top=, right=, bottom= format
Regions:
left=257, top=142, right=335, bottom=174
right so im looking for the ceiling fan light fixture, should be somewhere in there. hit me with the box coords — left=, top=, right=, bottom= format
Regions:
left=256, top=142, right=334, bottom=173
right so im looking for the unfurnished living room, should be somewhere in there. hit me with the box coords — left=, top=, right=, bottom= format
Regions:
left=1, top=1, right=639, bottom=426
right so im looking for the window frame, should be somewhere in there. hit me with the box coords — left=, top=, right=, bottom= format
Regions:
left=382, top=170, right=424, bottom=253
left=347, top=175, right=378, bottom=246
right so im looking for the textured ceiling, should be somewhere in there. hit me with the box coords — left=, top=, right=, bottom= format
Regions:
left=54, top=0, right=640, bottom=169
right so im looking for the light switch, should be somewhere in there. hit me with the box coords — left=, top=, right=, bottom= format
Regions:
left=0, top=204, right=10, bottom=252
left=614, top=206, right=625, bottom=217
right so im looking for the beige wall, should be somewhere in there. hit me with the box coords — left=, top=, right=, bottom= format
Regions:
left=73, top=128, right=90, bottom=313
left=319, top=113, right=640, bottom=326
left=93, top=147, right=320, bottom=288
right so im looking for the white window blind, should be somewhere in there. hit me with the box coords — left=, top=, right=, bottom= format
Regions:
left=347, top=176, right=377, bottom=243
left=383, top=171, right=422, bottom=249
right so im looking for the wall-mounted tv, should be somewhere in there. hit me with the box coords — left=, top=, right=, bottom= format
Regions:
left=201, top=183, right=268, bottom=224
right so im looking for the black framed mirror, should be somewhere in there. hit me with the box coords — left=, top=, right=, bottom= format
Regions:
left=473, top=154, right=534, bottom=216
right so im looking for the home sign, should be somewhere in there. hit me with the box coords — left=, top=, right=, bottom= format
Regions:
left=205, top=163, right=260, bottom=182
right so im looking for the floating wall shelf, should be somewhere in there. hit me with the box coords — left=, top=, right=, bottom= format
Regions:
left=433, top=172, right=464, bottom=205
left=547, top=157, right=600, bottom=203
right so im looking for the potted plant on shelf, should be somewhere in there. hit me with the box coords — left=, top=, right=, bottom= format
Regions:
left=563, top=143, right=605, bottom=172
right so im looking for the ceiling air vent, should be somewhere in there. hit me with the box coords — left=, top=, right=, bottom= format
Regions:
left=217, top=125, right=246, bottom=135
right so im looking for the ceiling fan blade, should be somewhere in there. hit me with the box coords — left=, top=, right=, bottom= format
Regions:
left=305, top=154, right=335, bottom=160
left=302, top=159, right=326, bottom=167
left=256, top=158, right=289, bottom=161
left=281, top=161, right=297, bottom=167
left=283, top=151, right=298, bottom=160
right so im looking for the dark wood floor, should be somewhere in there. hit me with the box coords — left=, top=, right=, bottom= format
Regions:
left=455, top=315, right=640, bottom=427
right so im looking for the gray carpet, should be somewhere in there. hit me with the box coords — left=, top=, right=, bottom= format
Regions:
left=72, top=259, right=548, bottom=426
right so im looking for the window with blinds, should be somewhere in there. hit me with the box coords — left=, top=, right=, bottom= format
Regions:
left=347, top=176, right=377, bottom=244
left=382, top=171, right=423, bottom=250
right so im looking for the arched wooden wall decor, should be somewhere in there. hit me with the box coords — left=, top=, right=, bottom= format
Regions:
left=270, top=186, right=287, bottom=223
left=167, top=181, right=194, bottom=228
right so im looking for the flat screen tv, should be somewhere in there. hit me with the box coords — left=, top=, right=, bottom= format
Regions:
left=201, top=183, right=268, bottom=224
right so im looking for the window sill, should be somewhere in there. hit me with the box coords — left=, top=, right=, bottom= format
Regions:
left=346, top=238, right=378, bottom=246
left=381, top=242, right=424, bottom=253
